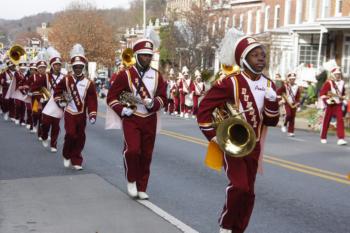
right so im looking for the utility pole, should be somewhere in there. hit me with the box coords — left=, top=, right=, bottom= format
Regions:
left=143, top=0, right=146, bottom=35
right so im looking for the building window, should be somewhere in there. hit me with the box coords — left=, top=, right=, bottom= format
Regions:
left=335, top=0, right=343, bottom=16
left=274, top=5, right=280, bottom=28
left=284, top=0, right=291, bottom=26
left=239, top=14, right=244, bottom=31
left=264, top=6, right=270, bottom=31
left=342, top=35, right=350, bottom=75
left=224, top=17, right=229, bottom=31
left=295, top=0, right=302, bottom=24
left=298, top=34, right=326, bottom=66
left=256, top=10, right=261, bottom=34
left=321, top=0, right=330, bottom=18
left=247, top=11, right=252, bottom=34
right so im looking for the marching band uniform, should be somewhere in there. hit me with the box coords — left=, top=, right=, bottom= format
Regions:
left=172, top=73, right=181, bottom=115
left=191, top=70, right=205, bottom=117
left=320, top=67, right=347, bottom=145
left=165, top=68, right=176, bottom=115
left=41, top=47, right=65, bottom=152
left=13, top=60, right=28, bottom=125
left=23, top=62, right=37, bottom=130
left=30, top=58, right=48, bottom=139
left=277, top=72, right=300, bottom=136
left=179, top=66, right=193, bottom=118
left=0, top=60, right=17, bottom=121
left=197, top=33, right=279, bottom=233
left=107, top=38, right=167, bottom=199
left=54, top=44, right=98, bottom=170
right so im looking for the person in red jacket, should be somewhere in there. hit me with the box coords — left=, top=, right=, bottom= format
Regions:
left=41, top=47, right=65, bottom=153
left=197, top=30, right=279, bottom=233
left=0, top=59, right=17, bottom=121
left=178, top=66, right=193, bottom=118
left=191, top=69, right=205, bottom=118
left=54, top=44, right=98, bottom=170
left=107, top=37, right=167, bottom=200
left=319, top=66, right=347, bottom=145
left=30, top=53, right=48, bottom=140
left=22, top=61, right=38, bottom=131
left=277, top=72, right=301, bottom=137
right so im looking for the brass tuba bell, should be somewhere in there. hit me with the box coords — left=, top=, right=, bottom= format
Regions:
left=121, top=48, right=136, bottom=68
left=39, top=87, right=51, bottom=103
left=212, top=103, right=256, bottom=157
left=7, top=45, right=26, bottom=65
left=221, top=64, right=240, bottom=76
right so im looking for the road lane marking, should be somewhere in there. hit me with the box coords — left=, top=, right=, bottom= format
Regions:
left=138, top=200, right=199, bottom=233
left=159, top=130, right=350, bottom=185
left=264, top=159, right=350, bottom=185
left=287, top=137, right=305, bottom=142
left=97, top=112, right=349, bottom=184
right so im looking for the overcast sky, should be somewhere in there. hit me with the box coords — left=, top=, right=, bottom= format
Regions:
left=0, top=0, right=132, bottom=20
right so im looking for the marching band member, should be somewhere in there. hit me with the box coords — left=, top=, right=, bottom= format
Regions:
left=23, top=61, right=37, bottom=130
left=13, top=58, right=28, bottom=126
left=172, top=72, right=182, bottom=115
left=179, top=66, right=193, bottom=118
left=197, top=29, right=279, bottom=233
left=0, top=59, right=17, bottom=121
left=41, top=47, right=65, bottom=152
left=319, top=66, right=347, bottom=145
left=277, top=72, right=301, bottom=137
left=165, top=68, right=175, bottom=115
left=54, top=44, right=98, bottom=170
left=106, top=34, right=167, bottom=199
left=191, top=69, right=205, bottom=118
left=30, top=51, right=49, bottom=140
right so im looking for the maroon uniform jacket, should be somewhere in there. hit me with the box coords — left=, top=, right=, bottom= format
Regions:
left=107, top=66, right=167, bottom=118
left=54, top=75, right=98, bottom=120
left=277, top=83, right=301, bottom=108
left=320, top=79, right=345, bottom=106
left=197, top=72, right=280, bottom=142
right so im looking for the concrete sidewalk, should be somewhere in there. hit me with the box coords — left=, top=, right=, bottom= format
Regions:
left=0, top=174, right=185, bottom=233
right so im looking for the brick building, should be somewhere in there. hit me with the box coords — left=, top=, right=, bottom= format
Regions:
left=166, top=0, right=350, bottom=80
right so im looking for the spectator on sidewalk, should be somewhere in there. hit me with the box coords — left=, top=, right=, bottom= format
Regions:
left=300, top=80, right=317, bottom=108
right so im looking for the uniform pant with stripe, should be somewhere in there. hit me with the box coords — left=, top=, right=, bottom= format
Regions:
left=321, top=104, right=345, bottom=139
left=219, top=144, right=260, bottom=233
left=122, top=114, right=157, bottom=192
left=42, top=113, right=61, bottom=149
left=63, top=113, right=86, bottom=166
left=14, top=99, right=25, bottom=123
left=283, top=104, right=297, bottom=133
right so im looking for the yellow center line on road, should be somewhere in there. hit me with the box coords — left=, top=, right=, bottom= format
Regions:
left=97, top=112, right=349, bottom=184
left=159, top=130, right=350, bottom=185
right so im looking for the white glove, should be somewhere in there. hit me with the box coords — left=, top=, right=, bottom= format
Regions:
left=121, top=107, right=134, bottom=117
left=89, top=118, right=96, bottom=124
left=143, top=98, right=154, bottom=109
left=326, top=98, right=334, bottom=105
left=265, top=88, right=277, bottom=101
left=211, top=136, right=218, bottom=144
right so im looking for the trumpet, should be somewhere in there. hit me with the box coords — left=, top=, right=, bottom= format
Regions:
left=212, top=103, right=256, bottom=157
left=119, top=91, right=143, bottom=109
left=121, top=48, right=136, bottom=68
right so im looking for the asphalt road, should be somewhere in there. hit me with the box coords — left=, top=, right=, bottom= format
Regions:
left=0, top=101, right=349, bottom=233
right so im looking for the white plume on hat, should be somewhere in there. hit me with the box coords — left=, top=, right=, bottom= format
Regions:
left=322, top=59, right=338, bottom=72
left=19, top=55, right=27, bottom=64
left=194, top=69, right=201, bottom=77
left=47, top=46, right=61, bottom=60
left=37, top=48, right=48, bottom=62
left=70, top=44, right=85, bottom=59
left=219, top=28, right=245, bottom=66
left=145, top=27, right=160, bottom=49
left=182, top=66, right=189, bottom=74
left=169, top=68, right=175, bottom=76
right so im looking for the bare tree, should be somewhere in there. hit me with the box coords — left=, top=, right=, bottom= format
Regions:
left=49, top=2, right=117, bottom=67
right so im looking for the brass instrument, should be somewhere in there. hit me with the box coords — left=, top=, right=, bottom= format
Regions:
left=39, top=87, right=51, bottom=103
left=326, top=91, right=342, bottom=105
left=57, top=91, right=73, bottom=107
left=7, top=45, right=26, bottom=65
left=121, top=48, right=136, bottom=68
left=212, top=103, right=256, bottom=158
left=282, top=93, right=299, bottom=109
left=119, top=91, right=143, bottom=109
left=221, top=64, right=240, bottom=76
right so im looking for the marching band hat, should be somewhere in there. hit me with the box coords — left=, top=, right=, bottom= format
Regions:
left=331, top=66, right=341, bottom=75
left=287, top=72, right=297, bottom=79
left=70, top=44, right=87, bottom=66
left=194, top=69, right=201, bottom=78
left=47, top=47, right=62, bottom=66
left=133, top=39, right=154, bottom=55
left=36, top=48, right=48, bottom=68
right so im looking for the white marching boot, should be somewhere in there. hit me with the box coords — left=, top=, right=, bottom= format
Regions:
left=137, top=192, right=149, bottom=200
left=127, top=182, right=138, bottom=198
left=63, top=158, right=71, bottom=168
